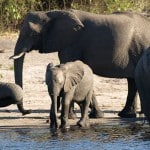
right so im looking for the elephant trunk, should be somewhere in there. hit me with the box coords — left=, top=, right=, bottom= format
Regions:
left=11, top=36, right=28, bottom=88
left=14, top=56, right=25, bottom=88
left=12, top=38, right=26, bottom=88
left=54, top=94, right=58, bottom=123
left=51, top=95, right=59, bottom=129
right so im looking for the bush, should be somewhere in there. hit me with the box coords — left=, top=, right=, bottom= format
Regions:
left=0, top=0, right=56, bottom=31
left=0, top=0, right=149, bottom=32
left=105, top=0, right=149, bottom=13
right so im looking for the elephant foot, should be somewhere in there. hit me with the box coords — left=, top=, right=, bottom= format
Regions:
left=89, top=110, right=104, bottom=118
left=50, top=123, right=60, bottom=129
left=22, top=109, right=32, bottom=115
left=50, top=120, right=60, bottom=129
left=17, top=104, right=31, bottom=115
left=77, top=119, right=90, bottom=128
left=68, top=112, right=77, bottom=119
left=60, top=123, right=70, bottom=129
left=60, top=117, right=70, bottom=129
left=118, top=108, right=136, bottom=118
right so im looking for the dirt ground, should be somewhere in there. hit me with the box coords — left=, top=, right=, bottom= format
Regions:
left=0, top=33, right=142, bottom=129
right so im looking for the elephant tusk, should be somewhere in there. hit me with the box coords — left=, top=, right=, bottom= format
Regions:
left=9, top=51, right=26, bottom=60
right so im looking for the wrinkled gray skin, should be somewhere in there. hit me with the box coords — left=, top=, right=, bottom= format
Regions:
left=11, top=9, right=150, bottom=118
left=135, top=47, right=150, bottom=124
left=46, top=60, right=96, bottom=128
left=0, top=82, right=31, bottom=115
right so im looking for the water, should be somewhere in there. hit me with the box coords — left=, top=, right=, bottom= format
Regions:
left=0, top=123, right=149, bottom=150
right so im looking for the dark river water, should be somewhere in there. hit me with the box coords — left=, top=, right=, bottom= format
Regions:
left=0, top=123, right=149, bottom=150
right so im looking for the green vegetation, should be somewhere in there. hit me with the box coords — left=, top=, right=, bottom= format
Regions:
left=0, top=0, right=149, bottom=32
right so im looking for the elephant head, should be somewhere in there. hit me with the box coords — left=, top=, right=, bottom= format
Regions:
left=10, top=10, right=84, bottom=88
left=46, top=61, right=84, bottom=96
left=46, top=61, right=84, bottom=128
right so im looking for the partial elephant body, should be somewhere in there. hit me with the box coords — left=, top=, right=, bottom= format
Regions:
left=58, top=10, right=150, bottom=78
left=135, top=47, right=150, bottom=123
left=11, top=9, right=150, bottom=118
left=0, top=82, right=31, bottom=115
left=46, top=61, right=96, bottom=128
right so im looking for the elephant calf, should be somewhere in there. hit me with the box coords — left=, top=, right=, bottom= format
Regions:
left=0, top=82, right=31, bottom=115
left=46, top=60, right=98, bottom=128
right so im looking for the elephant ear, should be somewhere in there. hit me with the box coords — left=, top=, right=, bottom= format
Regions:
left=29, top=22, right=42, bottom=33
left=49, top=10, right=84, bottom=31
left=27, top=12, right=50, bottom=33
left=64, top=65, right=84, bottom=92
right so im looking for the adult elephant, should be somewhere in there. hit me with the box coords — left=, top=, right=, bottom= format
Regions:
left=10, top=9, right=150, bottom=118
left=135, top=47, right=150, bottom=123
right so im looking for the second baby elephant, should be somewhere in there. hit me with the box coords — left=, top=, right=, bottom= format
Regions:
left=0, top=82, right=31, bottom=115
left=46, top=60, right=101, bottom=128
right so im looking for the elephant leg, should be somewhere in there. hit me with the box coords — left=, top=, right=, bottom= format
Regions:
left=118, top=78, right=137, bottom=118
left=68, top=101, right=77, bottom=119
left=0, top=97, right=31, bottom=115
left=57, top=96, right=61, bottom=111
left=50, top=103, right=60, bottom=129
left=60, top=97, right=71, bottom=129
left=50, top=105, right=55, bottom=128
left=77, top=101, right=90, bottom=128
left=89, top=94, right=104, bottom=118
left=17, top=99, right=31, bottom=115
left=78, top=103, right=84, bottom=117
left=57, top=95, right=77, bottom=119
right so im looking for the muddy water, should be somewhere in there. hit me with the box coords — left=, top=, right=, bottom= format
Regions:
left=0, top=124, right=149, bottom=150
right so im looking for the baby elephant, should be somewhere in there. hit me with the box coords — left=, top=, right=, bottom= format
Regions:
left=0, top=82, right=31, bottom=115
left=46, top=60, right=95, bottom=129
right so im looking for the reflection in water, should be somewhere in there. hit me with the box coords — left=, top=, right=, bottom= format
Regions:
left=0, top=124, right=150, bottom=150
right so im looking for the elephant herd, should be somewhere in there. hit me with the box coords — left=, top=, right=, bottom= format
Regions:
left=0, top=9, right=150, bottom=128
